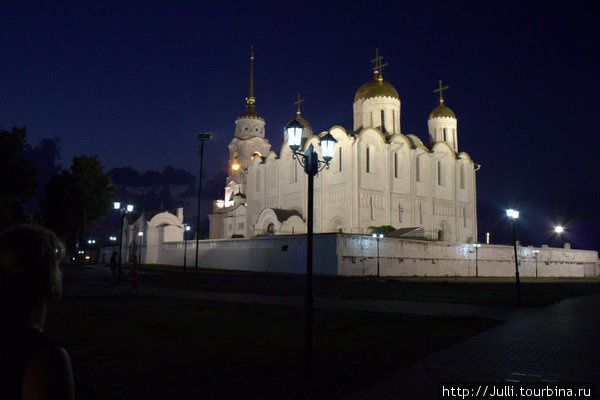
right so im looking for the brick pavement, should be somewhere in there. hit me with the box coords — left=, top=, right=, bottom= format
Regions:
left=344, top=294, right=600, bottom=399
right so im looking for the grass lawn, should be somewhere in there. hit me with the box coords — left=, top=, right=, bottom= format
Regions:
left=45, top=295, right=498, bottom=399
left=138, top=266, right=600, bottom=307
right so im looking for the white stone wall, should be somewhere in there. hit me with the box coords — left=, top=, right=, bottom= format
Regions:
left=336, top=235, right=599, bottom=277
left=137, top=233, right=599, bottom=278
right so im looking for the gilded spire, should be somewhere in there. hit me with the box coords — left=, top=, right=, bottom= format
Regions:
left=433, top=80, right=449, bottom=104
left=245, top=45, right=255, bottom=107
left=294, top=93, right=304, bottom=115
left=371, top=48, right=389, bottom=82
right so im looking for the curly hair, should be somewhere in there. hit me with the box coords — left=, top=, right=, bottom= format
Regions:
left=0, top=225, right=65, bottom=310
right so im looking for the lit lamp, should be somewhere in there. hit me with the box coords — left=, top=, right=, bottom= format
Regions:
left=554, top=225, right=565, bottom=248
left=372, top=233, right=384, bottom=277
left=473, top=243, right=481, bottom=277
left=183, top=224, right=191, bottom=272
left=506, top=208, right=521, bottom=305
left=137, top=231, right=144, bottom=267
left=285, top=115, right=337, bottom=376
left=231, top=162, right=240, bottom=171
left=114, top=201, right=134, bottom=276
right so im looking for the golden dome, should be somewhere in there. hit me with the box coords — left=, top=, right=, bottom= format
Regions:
left=429, top=101, right=456, bottom=119
left=354, top=77, right=399, bottom=102
left=237, top=105, right=264, bottom=120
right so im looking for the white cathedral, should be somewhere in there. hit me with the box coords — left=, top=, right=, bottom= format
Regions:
left=209, top=51, right=479, bottom=243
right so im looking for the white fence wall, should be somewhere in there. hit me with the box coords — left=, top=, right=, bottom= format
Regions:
left=337, top=235, right=599, bottom=277
left=103, top=233, right=599, bottom=278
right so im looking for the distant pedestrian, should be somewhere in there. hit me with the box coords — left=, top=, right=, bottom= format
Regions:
left=109, top=251, right=118, bottom=284
left=0, top=224, right=75, bottom=399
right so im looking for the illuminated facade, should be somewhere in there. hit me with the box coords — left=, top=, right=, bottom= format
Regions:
left=209, top=51, right=479, bottom=242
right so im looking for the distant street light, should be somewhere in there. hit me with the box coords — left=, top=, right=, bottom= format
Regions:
left=372, top=233, right=384, bottom=277
left=533, top=249, right=540, bottom=277
left=137, top=231, right=144, bottom=266
left=554, top=225, right=565, bottom=247
left=87, top=239, right=96, bottom=245
left=195, top=132, right=212, bottom=272
left=473, top=243, right=481, bottom=277
left=506, top=208, right=521, bottom=305
left=114, top=201, right=134, bottom=277
left=285, top=114, right=337, bottom=376
left=183, top=224, right=191, bottom=272
left=109, top=236, right=117, bottom=242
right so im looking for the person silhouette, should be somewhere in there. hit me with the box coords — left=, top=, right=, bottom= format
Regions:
left=0, top=225, right=75, bottom=399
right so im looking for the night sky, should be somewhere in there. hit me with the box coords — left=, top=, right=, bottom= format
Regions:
left=2, top=2, right=598, bottom=250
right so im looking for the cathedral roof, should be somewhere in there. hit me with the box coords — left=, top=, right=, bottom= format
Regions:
left=272, top=208, right=304, bottom=223
left=237, top=105, right=264, bottom=120
left=354, top=77, right=399, bottom=102
left=429, top=100, right=456, bottom=119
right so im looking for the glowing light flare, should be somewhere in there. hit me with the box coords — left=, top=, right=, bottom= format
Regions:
left=554, top=225, right=565, bottom=234
left=126, top=204, right=134, bottom=213
left=232, top=162, right=240, bottom=171
left=506, top=209, right=519, bottom=219
left=113, top=201, right=121, bottom=210
left=216, top=200, right=225, bottom=208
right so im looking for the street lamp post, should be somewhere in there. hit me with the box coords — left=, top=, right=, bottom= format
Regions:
left=137, top=231, right=144, bottom=268
left=195, top=132, right=212, bottom=272
left=554, top=225, right=565, bottom=247
left=506, top=208, right=521, bottom=305
left=113, top=202, right=134, bottom=280
left=285, top=117, right=337, bottom=376
left=473, top=243, right=481, bottom=277
left=372, top=233, right=384, bottom=277
left=533, top=249, right=540, bottom=278
left=183, top=224, right=191, bottom=272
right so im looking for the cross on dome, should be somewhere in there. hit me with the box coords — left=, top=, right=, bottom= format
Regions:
left=294, top=93, right=304, bottom=115
left=433, top=80, right=449, bottom=104
left=371, top=48, right=389, bottom=81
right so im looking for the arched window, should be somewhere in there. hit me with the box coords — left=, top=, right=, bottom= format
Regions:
left=366, top=147, right=370, bottom=173
left=443, top=128, right=447, bottom=142
left=416, top=157, right=421, bottom=182
left=460, top=164, right=465, bottom=189
left=380, top=110, right=385, bottom=133
left=394, top=153, right=398, bottom=178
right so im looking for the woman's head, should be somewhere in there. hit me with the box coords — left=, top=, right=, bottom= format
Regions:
left=0, top=225, right=65, bottom=310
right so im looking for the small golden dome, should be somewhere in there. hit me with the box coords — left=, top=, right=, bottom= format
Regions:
left=354, top=77, right=399, bottom=102
left=237, top=105, right=264, bottom=120
left=429, top=101, right=456, bottom=119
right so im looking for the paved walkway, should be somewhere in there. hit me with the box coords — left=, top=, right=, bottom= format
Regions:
left=344, top=294, right=600, bottom=399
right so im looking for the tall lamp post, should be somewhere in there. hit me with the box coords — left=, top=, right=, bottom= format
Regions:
left=554, top=225, right=565, bottom=247
left=137, top=231, right=144, bottom=267
left=473, top=243, right=481, bottom=277
left=506, top=208, right=521, bottom=305
left=183, top=224, right=190, bottom=272
left=285, top=117, right=337, bottom=376
left=113, top=202, right=134, bottom=279
left=372, top=233, right=384, bottom=277
left=195, top=132, right=212, bottom=272
left=533, top=249, right=540, bottom=277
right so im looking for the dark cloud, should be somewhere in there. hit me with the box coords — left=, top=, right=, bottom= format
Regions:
left=109, top=165, right=196, bottom=187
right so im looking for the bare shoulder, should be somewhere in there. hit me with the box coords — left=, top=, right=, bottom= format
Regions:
left=22, top=345, right=74, bottom=400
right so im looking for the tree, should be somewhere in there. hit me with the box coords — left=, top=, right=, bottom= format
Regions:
left=368, top=225, right=397, bottom=235
left=0, top=126, right=38, bottom=227
left=70, top=156, right=116, bottom=239
left=42, top=171, right=83, bottom=253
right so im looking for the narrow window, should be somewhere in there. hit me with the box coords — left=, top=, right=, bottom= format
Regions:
left=398, top=204, right=403, bottom=223
left=338, top=147, right=342, bottom=172
left=392, top=109, right=396, bottom=133
left=419, top=203, right=423, bottom=224
left=460, top=164, right=465, bottom=189
left=416, top=157, right=421, bottom=182
left=366, top=147, right=370, bottom=173
left=380, top=110, right=385, bottom=133
left=443, top=128, right=447, bottom=142
left=370, top=197, right=374, bottom=220
left=437, top=160, right=442, bottom=186
left=463, top=207, right=467, bottom=227
left=370, top=112, right=373, bottom=126
left=394, top=153, right=398, bottom=178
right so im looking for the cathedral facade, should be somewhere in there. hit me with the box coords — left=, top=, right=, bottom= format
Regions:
left=209, top=51, right=479, bottom=243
